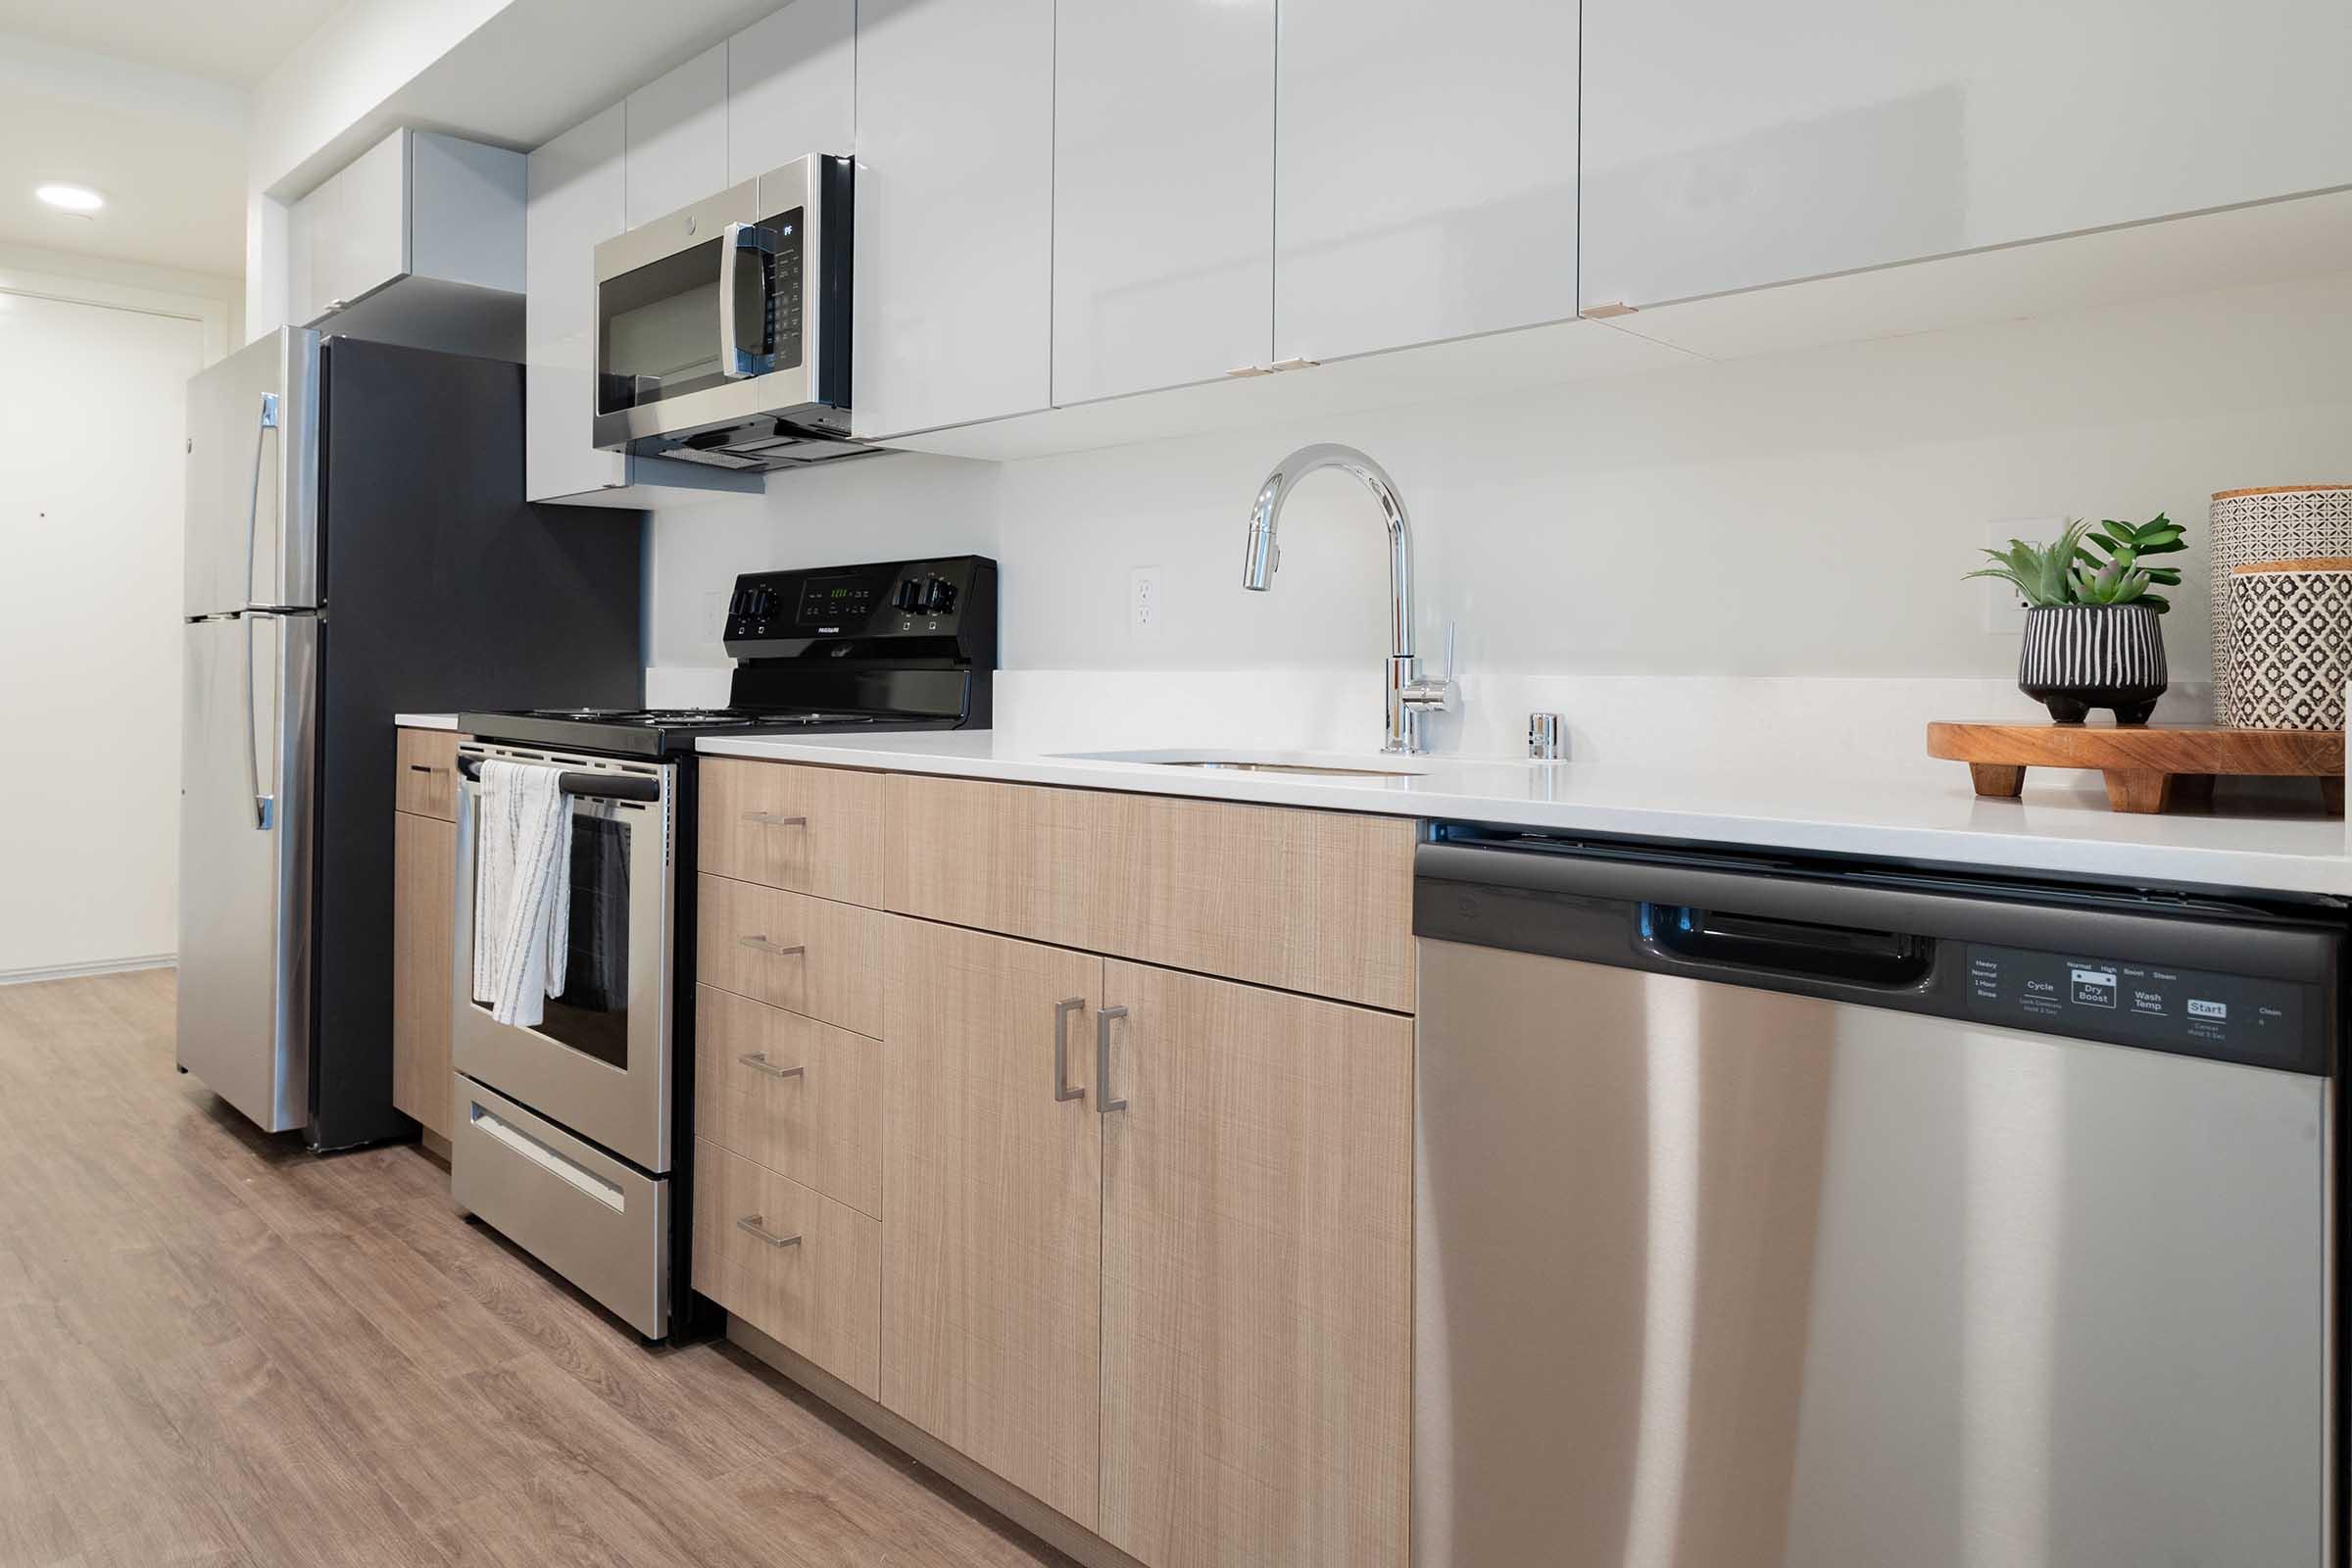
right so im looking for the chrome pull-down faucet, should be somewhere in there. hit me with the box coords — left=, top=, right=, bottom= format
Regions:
left=1242, top=443, right=1454, bottom=754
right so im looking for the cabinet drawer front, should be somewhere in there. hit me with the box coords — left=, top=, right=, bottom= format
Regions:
left=692, top=1140, right=880, bottom=1396
left=885, top=774, right=1416, bottom=1011
left=700, top=759, right=886, bottom=906
left=395, top=728, right=460, bottom=819
left=695, top=983, right=881, bottom=1218
left=696, top=875, right=885, bottom=1036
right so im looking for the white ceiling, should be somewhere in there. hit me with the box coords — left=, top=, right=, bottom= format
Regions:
left=0, top=0, right=343, bottom=279
left=0, top=0, right=341, bottom=86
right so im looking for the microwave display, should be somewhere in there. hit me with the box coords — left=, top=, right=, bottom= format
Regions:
left=797, top=572, right=876, bottom=627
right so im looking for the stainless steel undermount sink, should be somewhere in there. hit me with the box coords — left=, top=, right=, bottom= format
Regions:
left=1054, top=751, right=1426, bottom=780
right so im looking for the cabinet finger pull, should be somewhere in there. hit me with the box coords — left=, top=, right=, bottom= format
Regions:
left=738, top=1051, right=805, bottom=1079
left=1053, top=997, right=1087, bottom=1103
left=408, top=763, right=442, bottom=774
left=743, top=811, right=808, bottom=827
left=736, top=1214, right=801, bottom=1249
left=739, top=935, right=806, bottom=957
left=1096, top=1004, right=1130, bottom=1114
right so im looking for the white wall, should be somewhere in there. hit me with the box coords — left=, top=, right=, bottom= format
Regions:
left=649, top=272, right=2352, bottom=715
left=0, top=289, right=208, bottom=978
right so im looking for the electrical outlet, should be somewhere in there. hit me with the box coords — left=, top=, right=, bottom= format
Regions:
left=1129, top=566, right=1163, bottom=643
left=1982, top=517, right=2061, bottom=633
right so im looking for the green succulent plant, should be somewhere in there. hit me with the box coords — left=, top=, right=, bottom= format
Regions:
left=1963, top=513, right=2185, bottom=613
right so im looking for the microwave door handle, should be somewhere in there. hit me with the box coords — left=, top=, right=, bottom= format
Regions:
left=718, top=222, right=779, bottom=378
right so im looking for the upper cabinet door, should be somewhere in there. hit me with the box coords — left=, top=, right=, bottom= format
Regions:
left=625, top=45, right=729, bottom=227
left=1581, top=0, right=2352, bottom=313
left=727, top=0, right=857, bottom=181
left=853, top=0, right=1055, bottom=439
left=332, top=128, right=411, bottom=309
left=526, top=104, right=627, bottom=349
left=1052, top=0, right=1275, bottom=406
left=1274, top=0, right=1579, bottom=365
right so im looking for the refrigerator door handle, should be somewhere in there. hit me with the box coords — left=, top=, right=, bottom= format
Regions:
left=243, top=614, right=272, bottom=830
left=243, top=391, right=280, bottom=611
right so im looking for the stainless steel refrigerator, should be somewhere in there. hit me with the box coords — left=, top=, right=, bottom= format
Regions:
left=178, top=327, right=644, bottom=1149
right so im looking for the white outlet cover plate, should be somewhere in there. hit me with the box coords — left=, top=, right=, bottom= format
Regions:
left=1129, top=565, right=1163, bottom=643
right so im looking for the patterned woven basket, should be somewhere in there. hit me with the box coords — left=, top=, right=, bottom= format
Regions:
left=2210, top=485, right=2352, bottom=717
left=2225, top=559, right=2352, bottom=730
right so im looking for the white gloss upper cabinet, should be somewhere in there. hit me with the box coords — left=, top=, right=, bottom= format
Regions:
left=293, top=129, right=524, bottom=327
left=853, top=0, right=1055, bottom=439
left=1580, top=0, right=2352, bottom=312
left=1052, top=0, right=1275, bottom=405
left=525, top=106, right=628, bottom=501
left=625, top=45, right=729, bottom=227
left=728, top=0, right=857, bottom=181
left=1274, top=0, right=1580, bottom=365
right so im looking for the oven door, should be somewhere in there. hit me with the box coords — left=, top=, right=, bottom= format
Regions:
left=591, top=156, right=830, bottom=453
left=452, top=753, right=674, bottom=1173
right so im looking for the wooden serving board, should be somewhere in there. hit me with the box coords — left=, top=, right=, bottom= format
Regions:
left=1926, top=721, right=2345, bottom=814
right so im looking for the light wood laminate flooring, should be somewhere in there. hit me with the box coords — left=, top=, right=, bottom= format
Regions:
left=0, top=970, right=1070, bottom=1568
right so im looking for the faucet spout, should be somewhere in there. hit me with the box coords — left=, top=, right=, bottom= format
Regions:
left=1240, top=443, right=1449, bottom=753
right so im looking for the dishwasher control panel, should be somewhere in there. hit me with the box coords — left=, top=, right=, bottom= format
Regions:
left=1964, top=944, right=2313, bottom=1070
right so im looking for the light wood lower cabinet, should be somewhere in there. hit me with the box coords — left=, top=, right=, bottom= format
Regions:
left=392, top=808, right=456, bottom=1140
left=1098, top=960, right=1412, bottom=1568
left=696, top=983, right=882, bottom=1219
left=693, top=1140, right=882, bottom=1397
left=881, top=916, right=1105, bottom=1531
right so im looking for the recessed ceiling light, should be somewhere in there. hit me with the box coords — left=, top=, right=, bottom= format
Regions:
left=36, top=183, right=105, bottom=213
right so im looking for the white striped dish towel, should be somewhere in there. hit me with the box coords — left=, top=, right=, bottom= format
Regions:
left=470, top=760, right=571, bottom=1028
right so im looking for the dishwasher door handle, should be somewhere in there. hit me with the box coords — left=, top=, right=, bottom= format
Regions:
left=1642, top=904, right=1936, bottom=991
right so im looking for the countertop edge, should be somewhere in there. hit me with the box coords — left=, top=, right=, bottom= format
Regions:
left=694, top=735, right=2352, bottom=900
left=395, top=713, right=460, bottom=731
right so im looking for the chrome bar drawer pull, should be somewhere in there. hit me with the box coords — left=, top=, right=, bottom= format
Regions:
left=1097, top=1004, right=1130, bottom=1114
left=736, top=1214, right=801, bottom=1249
left=743, top=811, right=808, bottom=827
left=738, top=1051, right=805, bottom=1079
left=1053, top=997, right=1087, bottom=1103
left=739, top=935, right=807, bottom=957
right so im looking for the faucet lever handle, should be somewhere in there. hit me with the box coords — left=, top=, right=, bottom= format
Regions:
left=1402, top=620, right=1457, bottom=713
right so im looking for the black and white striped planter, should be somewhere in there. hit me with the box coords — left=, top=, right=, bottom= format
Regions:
left=2018, top=604, right=2169, bottom=725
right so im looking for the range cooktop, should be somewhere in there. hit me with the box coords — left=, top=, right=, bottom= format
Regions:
left=458, top=705, right=900, bottom=758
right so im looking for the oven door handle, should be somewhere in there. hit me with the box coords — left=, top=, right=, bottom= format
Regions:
left=458, top=758, right=660, bottom=803
left=718, top=221, right=779, bottom=378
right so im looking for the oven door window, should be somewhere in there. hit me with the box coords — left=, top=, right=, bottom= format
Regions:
left=531, top=812, right=631, bottom=1069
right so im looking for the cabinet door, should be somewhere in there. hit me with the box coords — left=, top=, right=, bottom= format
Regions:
left=392, top=810, right=456, bottom=1140
left=1099, top=960, right=1411, bottom=1568
left=333, top=128, right=411, bottom=309
left=1051, top=0, right=1274, bottom=405
left=1581, top=0, right=2352, bottom=312
left=881, top=917, right=1102, bottom=1530
left=625, top=45, right=728, bottom=227
left=526, top=105, right=628, bottom=501
left=727, top=0, right=857, bottom=182
left=1274, top=0, right=1578, bottom=364
left=853, top=0, right=1054, bottom=438
left=291, top=175, right=336, bottom=325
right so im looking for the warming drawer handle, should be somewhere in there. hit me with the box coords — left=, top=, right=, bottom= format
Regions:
left=743, top=810, right=808, bottom=828
left=736, top=1215, right=802, bottom=1250
left=739, top=936, right=807, bottom=957
left=738, top=1051, right=805, bottom=1079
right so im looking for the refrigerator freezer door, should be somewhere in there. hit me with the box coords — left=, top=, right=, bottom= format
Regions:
left=183, top=328, right=318, bottom=616
left=176, top=612, right=319, bottom=1133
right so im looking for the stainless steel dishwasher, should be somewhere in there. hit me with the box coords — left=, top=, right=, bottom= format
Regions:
left=1413, top=830, right=2339, bottom=1568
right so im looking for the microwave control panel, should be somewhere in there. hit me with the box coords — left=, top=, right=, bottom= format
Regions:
left=724, top=555, right=999, bottom=656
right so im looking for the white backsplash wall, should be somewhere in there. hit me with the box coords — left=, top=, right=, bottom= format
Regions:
left=648, top=271, right=2352, bottom=755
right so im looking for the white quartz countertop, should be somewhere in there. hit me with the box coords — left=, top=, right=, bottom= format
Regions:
left=696, top=730, right=2352, bottom=899
left=395, top=713, right=460, bottom=731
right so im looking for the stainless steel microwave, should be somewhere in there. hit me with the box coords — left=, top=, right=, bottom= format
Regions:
left=591, top=153, right=864, bottom=470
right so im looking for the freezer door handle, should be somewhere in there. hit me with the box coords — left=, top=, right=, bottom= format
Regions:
left=242, top=392, right=279, bottom=611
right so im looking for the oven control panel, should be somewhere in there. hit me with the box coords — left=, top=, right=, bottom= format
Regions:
left=724, top=555, right=999, bottom=658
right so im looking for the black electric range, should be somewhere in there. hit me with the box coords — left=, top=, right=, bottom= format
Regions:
left=462, top=554, right=998, bottom=755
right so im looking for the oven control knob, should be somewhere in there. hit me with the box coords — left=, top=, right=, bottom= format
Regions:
left=747, top=586, right=775, bottom=618
left=893, top=577, right=925, bottom=612
left=922, top=578, right=956, bottom=614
